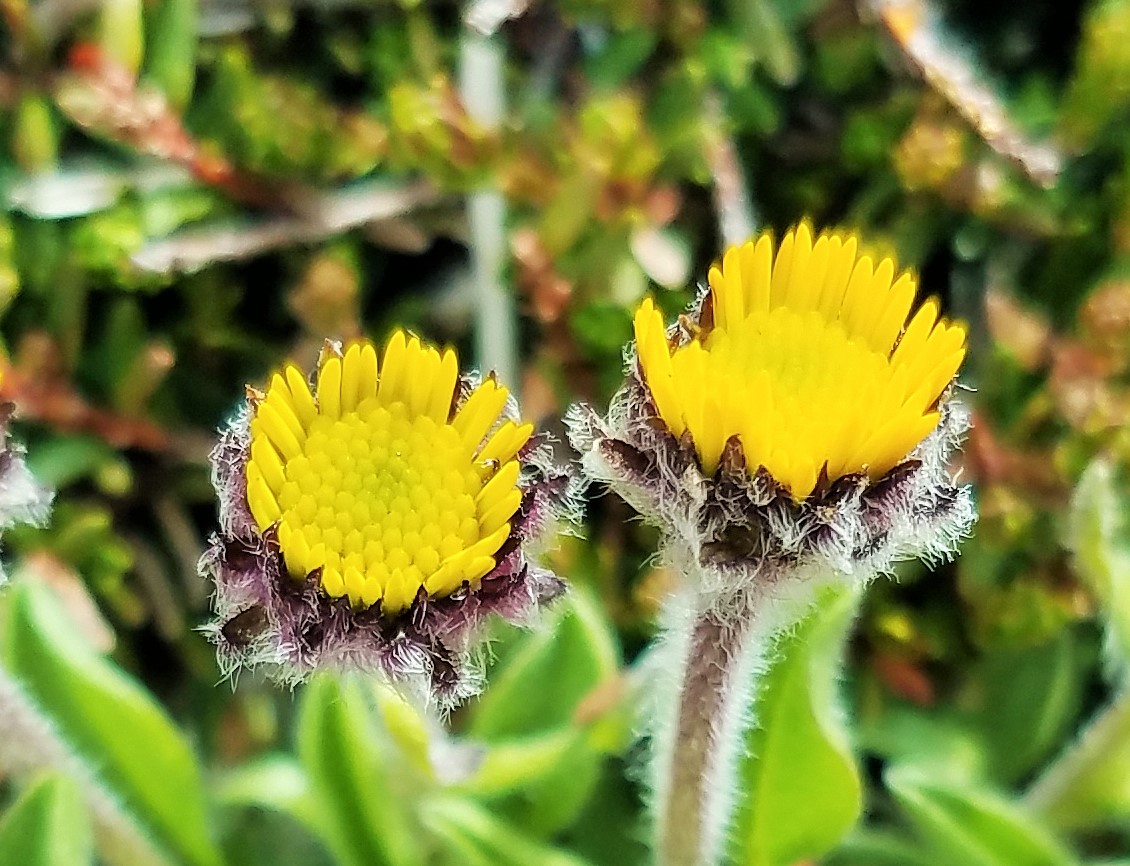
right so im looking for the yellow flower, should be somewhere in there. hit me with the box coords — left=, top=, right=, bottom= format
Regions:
left=244, top=333, right=532, bottom=615
left=632, top=223, right=967, bottom=499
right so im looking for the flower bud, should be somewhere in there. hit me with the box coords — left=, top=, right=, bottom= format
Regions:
left=201, top=334, right=577, bottom=707
left=570, top=223, right=974, bottom=599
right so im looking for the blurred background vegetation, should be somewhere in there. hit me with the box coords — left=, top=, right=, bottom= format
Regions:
left=1, top=0, right=1130, bottom=864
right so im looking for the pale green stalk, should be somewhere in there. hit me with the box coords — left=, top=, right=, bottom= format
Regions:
left=459, top=28, right=517, bottom=389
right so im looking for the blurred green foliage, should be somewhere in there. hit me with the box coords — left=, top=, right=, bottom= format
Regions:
left=1, top=0, right=1130, bottom=863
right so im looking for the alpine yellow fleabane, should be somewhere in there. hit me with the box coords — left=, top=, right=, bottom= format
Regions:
left=244, top=334, right=532, bottom=615
left=633, top=223, right=967, bottom=498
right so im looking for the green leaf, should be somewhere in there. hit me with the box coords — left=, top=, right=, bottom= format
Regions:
left=24, top=435, right=118, bottom=489
left=372, top=681, right=433, bottom=776
left=469, top=589, right=620, bottom=739
left=421, top=797, right=595, bottom=866
left=464, top=590, right=620, bottom=834
left=296, top=675, right=425, bottom=866
left=729, top=585, right=863, bottom=866
left=2, top=581, right=220, bottom=866
left=558, top=759, right=647, bottom=866
left=824, top=829, right=937, bottom=866
left=11, top=95, right=59, bottom=172
left=583, top=30, right=657, bottom=91
left=855, top=698, right=985, bottom=783
left=0, top=773, right=92, bottom=866
left=215, top=754, right=323, bottom=839
left=96, top=0, right=145, bottom=75
left=569, top=301, right=634, bottom=361
left=220, top=808, right=334, bottom=866
left=975, top=630, right=1087, bottom=783
left=143, top=0, right=198, bottom=109
left=453, top=729, right=581, bottom=797
left=888, top=766, right=1079, bottom=866
left=1027, top=688, right=1130, bottom=831
left=215, top=755, right=337, bottom=866
left=725, top=0, right=800, bottom=85
left=1067, top=459, right=1130, bottom=673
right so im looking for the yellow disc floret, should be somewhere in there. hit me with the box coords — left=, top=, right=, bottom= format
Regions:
left=244, top=334, right=532, bottom=615
left=634, top=223, right=967, bottom=499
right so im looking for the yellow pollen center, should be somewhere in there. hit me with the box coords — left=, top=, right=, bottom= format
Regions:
left=634, top=223, right=967, bottom=499
left=244, top=335, right=533, bottom=615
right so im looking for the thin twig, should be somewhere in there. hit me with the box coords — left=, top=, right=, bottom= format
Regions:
left=868, top=0, right=1062, bottom=187
left=131, top=179, right=439, bottom=274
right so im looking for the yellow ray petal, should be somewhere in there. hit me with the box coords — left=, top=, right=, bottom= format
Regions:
left=868, top=272, right=917, bottom=355
left=255, top=403, right=302, bottom=460
left=246, top=463, right=281, bottom=528
left=340, top=343, right=363, bottom=413
left=453, top=380, right=509, bottom=449
left=265, top=375, right=306, bottom=442
left=744, top=233, right=774, bottom=313
left=477, top=459, right=521, bottom=509
left=426, top=349, right=459, bottom=423
left=250, top=436, right=286, bottom=492
left=816, top=234, right=857, bottom=318
left=464, top=554, right=497, bottom=583
left=783, top=222, right=816, bottom=310
left=318, top=356, right=342, bottom=420
left=378, top=330, right=408, bottom=404
left=769, top=227, right=797, bottom=308
left=407, top=344, right=441, bottom=418
left=284, top=366, right=317, bottom=427
left=479, top=421, right=534, bottom=466
left=356, top=343, right=379, bottom=402
left=717, top=244, right=744, bottom=329
left=480, top=489, right=522, bottom=535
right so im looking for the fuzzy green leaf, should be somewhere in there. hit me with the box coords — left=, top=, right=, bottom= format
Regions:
left=1067, top=459, right=1130, bottom=672
left=216, top=754, right=322, bottom=838
left=730, top=585, right=863, bottom=866
left=215, top=755, right=337, bottom=866
left=143, top=0, right=198, bottom=109
left=453, top=729, right=582, bottom=797
left=2, top=581, right=220, bottom=866
left=0, top=773, right=92, bottom=866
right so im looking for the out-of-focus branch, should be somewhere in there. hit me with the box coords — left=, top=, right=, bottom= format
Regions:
left=868, top=0, right=1062, bottom=187
left=703, top=91, right=756, bottom=246
left=1, top=334, right=169, bottom=452
left=131, top=179, right=439, bottom=274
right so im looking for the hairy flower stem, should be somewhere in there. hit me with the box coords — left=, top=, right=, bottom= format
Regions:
left=662, top=614, right=750, bottom=866
left=653, top=583, right=775, bottom=866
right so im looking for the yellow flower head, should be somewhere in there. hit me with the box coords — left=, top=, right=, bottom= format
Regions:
left=244, top=333, right=532, bottom=615
left=632, top=223, right=967, bottom=499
